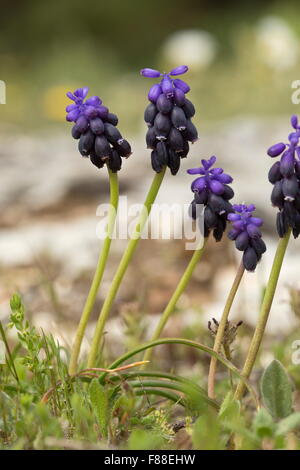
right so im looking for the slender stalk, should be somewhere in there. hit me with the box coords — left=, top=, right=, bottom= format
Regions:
left=142, top=238, right=208, bottom=364
left=207, top=260, right=245, bottom=399
left=68, top=168, right=119, bottom=375
left=87, top=168, right=167, bottom=367
left=235, top=229, right=291, bottom=401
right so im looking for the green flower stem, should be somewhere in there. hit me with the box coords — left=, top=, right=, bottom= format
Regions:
left=68, top=168, right=119, bottom=375
left=235, top=229, right=291, bottom=401
left=142, top=238, right=208, bottom=364
left=207, top=260, right=245, bottom=399
left=87, top=168, right=167, bottom=368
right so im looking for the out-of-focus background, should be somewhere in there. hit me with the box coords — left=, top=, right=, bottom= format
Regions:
left=1, top=0, right=300, bottom=365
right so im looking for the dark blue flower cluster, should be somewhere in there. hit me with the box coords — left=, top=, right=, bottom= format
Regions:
left=267, top=115, right=300, bottom=238
left=188, top=156, right=234, bottom=241
left=66, top=87, right=131, bottom=172
left=141, top=66, right=198, bottom=175
left=228, top=204, right=266, bottom=271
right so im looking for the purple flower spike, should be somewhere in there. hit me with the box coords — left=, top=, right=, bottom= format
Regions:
left=170, top=65, right=189, bottom=76
left=66, top=86, right=132, bottom=172
left=141, top=64, right=198, bottom=174
left=267, top=115, right=300, bottom=238
left=227, top=204, right=266, bottom=271
left=188, top=156, right=235, bottom=241
left=140, top=68, right=161, bottom=78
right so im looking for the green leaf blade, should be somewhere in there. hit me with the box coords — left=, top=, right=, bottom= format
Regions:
left=261, top=360, right=292, bottom=419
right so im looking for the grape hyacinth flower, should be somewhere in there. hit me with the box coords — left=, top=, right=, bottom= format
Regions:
left=227, top=204, right=266, bottom=271
left=141, top=66, right=198, bottom=175
left=66, top=87, right=132, bottom=172
left=267, top=115, right=300, bottom=238
left=187, top=156, right=234, bottom=241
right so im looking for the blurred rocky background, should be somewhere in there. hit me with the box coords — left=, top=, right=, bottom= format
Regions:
left=0, top=0, right=300, bottom=361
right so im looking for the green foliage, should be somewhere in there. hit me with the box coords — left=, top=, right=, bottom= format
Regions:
left=89, top=379, right=110, bottom=438
left=253, top=408, right=275, bottom=439
left=128, top=429, right=164, bottom=451
left=218, top=392, right=240, bottom=425
left=261, top=360, right=293, bottom=419
left=192, top=411, right=225, bottom=450
left=1, top=295, right=300, bottom=450
left=275, top=413, right=300, bottom=436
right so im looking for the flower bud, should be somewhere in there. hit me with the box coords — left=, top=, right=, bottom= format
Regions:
left=95, top=135, right=111, bottom=158
left=156, top=141, right=168, bottom=165
left=280, top=151, right=295, bottom=177
left=71, top=124, right=82, bottom=140
left=271, top=180, right=284, bottom=207
left=76, top=115, right=89, bottom=133
left=243, top=247, right=258, bottom=272
left=115, top=139, right=132, bottom=158
left=168, top=148, right=181, bottom=175
left=151, top=150, right=164, bottom=172
left=182, top=99, right=195, bottom=118
left=144, top=103, right=158, bottom=126
left=146, top=126, right=157, bottom=149
left=104, top=122, right=123, bottom=144
left=90, top=150, right=105, bottom=169
left=108, top=150, right=122, bottom=172
left=140, top=68, right=161, bottom=78
left=156, top=94, right=173, bottom=114
left=291, top=114, right=298, bottom=129
left=148, top=84, right=162, bottom=103
left=204, top=206, right=218, bottom=228
left=97, top=106, right=109, bottom=119
left=171, top=107, right=187, bottom=130
left=183, top=119, right=198, bottom=143
left=208, top=179, right=224, bottom=195
left=173, top=78, right=190, bottom=93
left=154, top=113, right=172, bottom=135
left=282, top=175, right=298, bottom=201
left=267, top=142, right=286, bottom=157
left=90, top=118, right=104, bottom=135
left=170, top=65, right=188, bottom=76
left=78, top=129, right=95, bottom=156
left=106, top=113, right=119, bottom=126
left=168, top=127, right=184, bottom=151
left=161, top=77, right=173, bottom=97
left=174, top=88, right=186, bottom=106
left=268, top=161, right=281, bottom=183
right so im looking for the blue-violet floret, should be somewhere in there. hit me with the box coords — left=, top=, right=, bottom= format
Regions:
left=141, top=66, right=198, bottom=175
left=267, top=115, right=300, bottom=238
left=188, top=156, right=234, bottom=241
left=66, top=87, right=132, bottom=172
left=228, top=204, right=266, bottom=271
